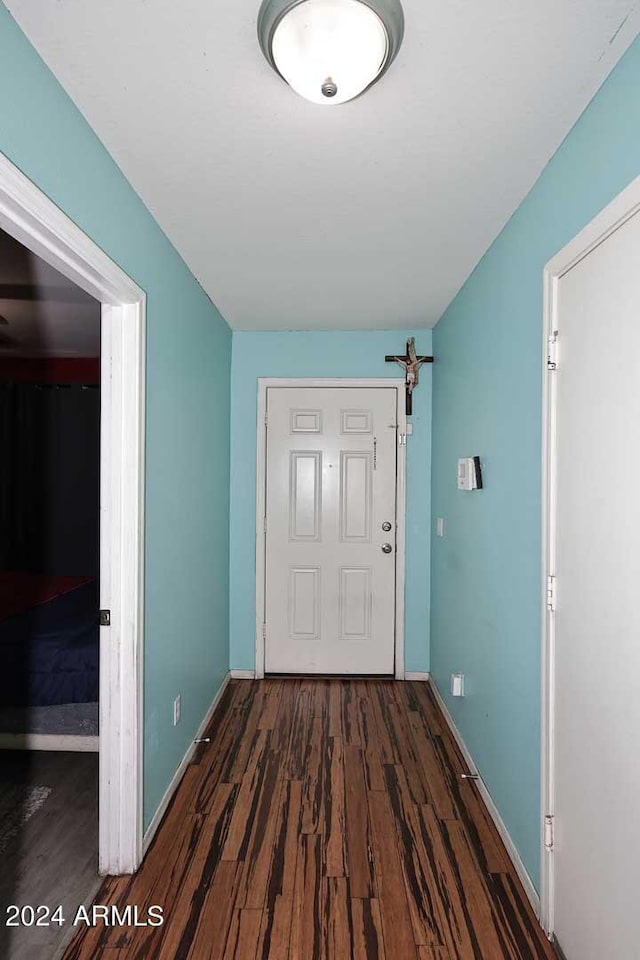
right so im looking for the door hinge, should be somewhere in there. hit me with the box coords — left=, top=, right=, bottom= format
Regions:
left=99, top=609, right=111, bottom=626
left=262, top=623, right=267, bottom=641
left=264, top=515, right=267, bottom=533
left=264, top=411, right=269, bottom=427
left=546, top=575, right=556, bottom=612
left=547, top=330, right=558, bottom=371
left=544, top=814, right=554, bottom=851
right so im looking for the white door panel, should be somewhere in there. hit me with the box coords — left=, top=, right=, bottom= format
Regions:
left=264, top=387, right=397, bottom=674
left=552, top=209, right=640, bottom=959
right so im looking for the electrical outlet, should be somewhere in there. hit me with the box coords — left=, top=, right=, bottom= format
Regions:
left=451, top=673, right=465, bottom=697
left=173, top=694, right=181, bottom=726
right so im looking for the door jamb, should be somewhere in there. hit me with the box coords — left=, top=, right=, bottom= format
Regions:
left=541, top=173, right=640, bottom=935
left=255, top=377, right=407, bottom=680
left=0, top=151, right=146, bottom=875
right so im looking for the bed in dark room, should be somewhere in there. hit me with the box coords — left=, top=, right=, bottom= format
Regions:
left=0, top=572, right=99, bottom=708
left=0, top=375, right=101, bottom=739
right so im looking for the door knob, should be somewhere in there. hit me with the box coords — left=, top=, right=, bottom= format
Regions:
left=382, top=521, right=392, bottom=532
left=381, top=543, right=393, bottom=554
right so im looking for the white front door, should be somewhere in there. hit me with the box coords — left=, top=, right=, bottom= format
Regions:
left=550, top=208, right=640, bottom=958
left=264, top=386, right=398, bottom=674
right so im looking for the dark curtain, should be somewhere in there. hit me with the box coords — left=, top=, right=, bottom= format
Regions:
left=0, top=383, right=100, bottom=576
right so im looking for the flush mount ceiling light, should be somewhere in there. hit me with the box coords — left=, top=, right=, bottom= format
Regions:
left=257, top=0, right=404, bottom=105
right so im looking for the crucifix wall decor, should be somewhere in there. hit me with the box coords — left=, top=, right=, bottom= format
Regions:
left=385, top=337, right=433, bottom=414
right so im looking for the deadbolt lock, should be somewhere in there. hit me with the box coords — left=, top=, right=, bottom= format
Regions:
left=382, top=521, right=392, bottom=532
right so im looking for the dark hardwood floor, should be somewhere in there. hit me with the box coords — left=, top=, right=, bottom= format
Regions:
left=0, top=750, right=99, bottom=960
left=64, top=679, right=556, bottom=959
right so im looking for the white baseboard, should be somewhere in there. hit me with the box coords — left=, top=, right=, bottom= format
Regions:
left=428, top=678, right=540, bottom=917
left=405, top=671, right=431, bottom=681
left=230, top=669, right=256, bottom=679
left=0, top=732, right=99, bottom=752
left=142, top=672, right=231, bottom=854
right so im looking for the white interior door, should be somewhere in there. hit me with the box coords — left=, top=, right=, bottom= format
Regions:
left=264, top=386, right=398, bottom=674
left=550, top=208, right=640, bottom=959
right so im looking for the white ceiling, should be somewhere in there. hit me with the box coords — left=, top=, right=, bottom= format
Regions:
left=6, top=0, right=638, bottom=331
left=0, top=228, right=100, bottom=357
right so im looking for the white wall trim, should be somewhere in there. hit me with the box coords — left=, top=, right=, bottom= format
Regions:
left=142, top=672, right=231, bottom=854
left=540, top=172, right=640, bottom=936
left=0, top=733, right=99, bottom=752
left=230, top=670, right=256, bottom=680
left=0, top=151, right=146, bottom=876
left=428, top=678, right=541, bottom=917
left=255, top=378, right=407, bottom=680
left=404, top=671, right=431, bottom=681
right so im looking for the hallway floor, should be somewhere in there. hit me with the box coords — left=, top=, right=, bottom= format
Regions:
left=64, top=679, right=556, bottom=959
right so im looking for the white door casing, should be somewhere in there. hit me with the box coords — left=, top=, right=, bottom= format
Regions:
left=0, top=151, right=145, bottom=874
left=256, top=379, right=406, bottom=678
left=541, top=174, right=640, bottom=952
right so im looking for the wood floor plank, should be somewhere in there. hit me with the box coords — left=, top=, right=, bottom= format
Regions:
left=286, top=688, right=313, bottom=779
left=343, top=745, right=375, bottom=898
left=266, top=779, right=303, bottom=903
left=226, top=678, right=255, bottom=711
left=308, top=677, right=330, bottom=719
left=430, top=735, right=510, bottom=874
left=341, top=682, right=363, bottom=746
left=289, top=834, right=325, bottom=960
left=184, top=860, right=240, bottom=960
left=190, top=705, right=250, bottom=808
left=358, top=691, right=386, bottom=792
left=325, top=736, right=348, bottom=878
left=409, top=681, right=445, bottom=737
left=112, top=813, right=220, bottom=957
left=328, top=681, right=343, bottom=738
left=235, top=749, right=285, bottom=909
left=407, top=711, right=459, bottom=820
left=325, top=877, right=350, bottom=960
left=247, top=776, right=301, bottom=949
left=271, top=679, right=300, bottom=756
left=368, top=682, right=400, bottom=764
left=439, top=818, right=522, bottom=959
left=255, top=896, right=294, bottom=960
left=415, top=804, right=487, bottom=960
left=257, top=680, right=283, bottom=731
left=150, top=785, right=239, bottom=960
left=385, top=700, right=429, bottom=804
left=225, top=687, right=269, bottom=784
left=62, top=678, right=557, bottom=960
left=488, top=873, right=558, bottom=960
left=62, top=877, right=132, bottom=960
left=350, top=898, right=387, bottom=960
left=367, top=786, right=419, bottom=960
left=384, top=764, right=447, bottom=946
left=301, top=716, right=328, bottom=835
left=223, top=908, right=262, bottom=960
left=221, top=730, right=271, bottom=861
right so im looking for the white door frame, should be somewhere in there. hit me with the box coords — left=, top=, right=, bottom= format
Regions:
left=0, top=151, right=146, bottom=875
left=256, top=378, right=407, bottom=680
left=540, top=173, right=640, bottom=935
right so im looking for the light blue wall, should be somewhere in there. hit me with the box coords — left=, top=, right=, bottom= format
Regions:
left=0, top=7, right=232, bottom=827
left=431, top=35, right=640, bottom=888
left=229, top=330, right=432, bottom=674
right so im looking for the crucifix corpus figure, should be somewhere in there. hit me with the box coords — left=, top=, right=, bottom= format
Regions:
left=385, top=337, right=434, bottom=415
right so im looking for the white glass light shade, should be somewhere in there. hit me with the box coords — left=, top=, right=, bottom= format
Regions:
left=271, top=0, right=389, bottom=105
